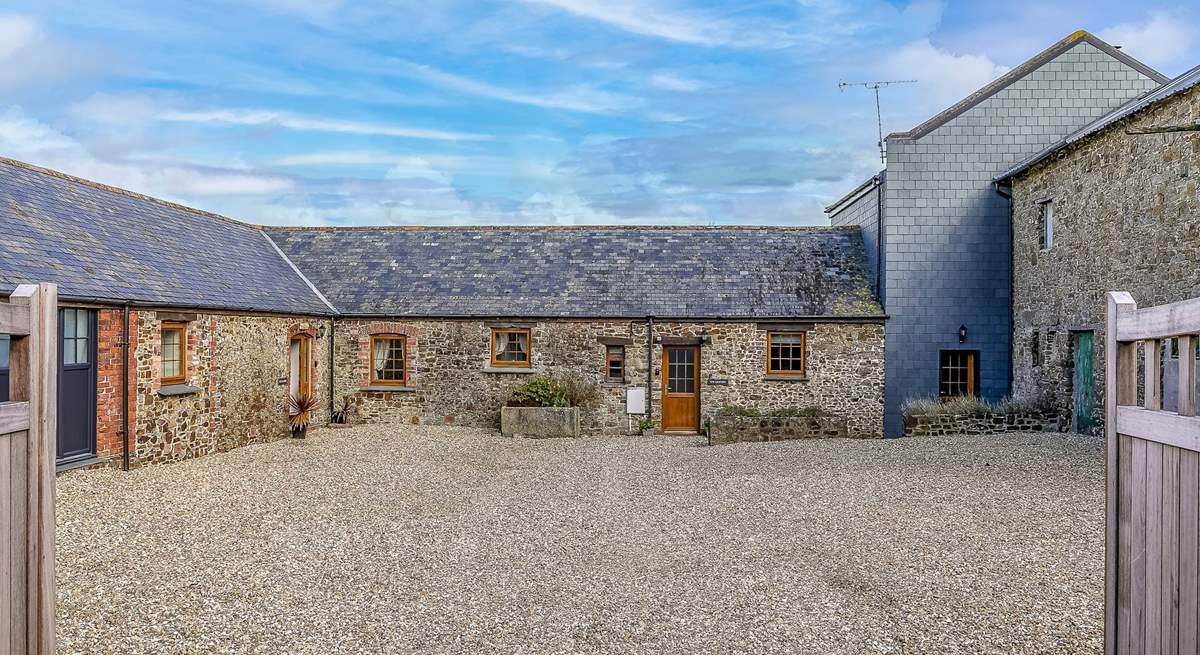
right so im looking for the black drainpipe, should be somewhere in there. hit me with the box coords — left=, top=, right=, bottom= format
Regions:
left=645, top=316, right=654, bottom=419
left=121, top=302, right=131, bottom=471
left=328, top=316, right=336, bottom=422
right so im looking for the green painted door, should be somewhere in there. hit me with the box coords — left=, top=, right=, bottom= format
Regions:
left=1073, top=331, right=1096, bottom=433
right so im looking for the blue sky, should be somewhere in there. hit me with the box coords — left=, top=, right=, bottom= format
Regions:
left=1, top=1, right=1197, bottom=226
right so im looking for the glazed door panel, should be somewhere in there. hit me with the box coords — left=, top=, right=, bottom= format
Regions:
left=57, top=308, right=96, bottom=462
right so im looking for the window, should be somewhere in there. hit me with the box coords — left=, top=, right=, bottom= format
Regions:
left=1039, top=200, right=1054, bottom=250
left=605, top=345, right=625, bottom=382
left=0, top=334, right=8, bottom=369
left=491, top=328, right=530, bottom=367
left=766, top=331, right=806, bottom=376
left=161, top=321, right=186, bottom=384
left=939, top=350, right=978, bottom=399
left=370, top=335, right=407, bottom=385
left=1031, top=331, right=1041, bottom=368
left=62, top=308, right=91, bottom=365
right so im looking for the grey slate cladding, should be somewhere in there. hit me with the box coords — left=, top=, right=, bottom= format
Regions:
left=0, top=158, right=331, bottom=315
left=266, top=226, right=882, bottom=319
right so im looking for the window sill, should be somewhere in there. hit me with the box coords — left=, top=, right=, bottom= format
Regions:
left=602, top=380, right=628, bottom=386
left=158, top=384, right=201, bottom=397
left=763, top=375, right=808, bottom=382
left=360, top=385, right=416, bottom=393
left=483, top=366, right=535, bottom=374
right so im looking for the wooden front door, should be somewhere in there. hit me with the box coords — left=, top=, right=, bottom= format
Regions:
left=661, top=345, right=700, bottom=431
left=1072, top=330, right=1096, bottom=433
left=289, top=335, right=311, bottom=399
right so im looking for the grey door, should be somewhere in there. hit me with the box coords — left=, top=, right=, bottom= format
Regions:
left=57, top=308, right=96, bottom=463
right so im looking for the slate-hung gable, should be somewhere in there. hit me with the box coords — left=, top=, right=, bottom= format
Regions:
left=0, top=158, right=888, bottom=468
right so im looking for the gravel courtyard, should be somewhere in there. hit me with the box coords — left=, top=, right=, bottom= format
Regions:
left=57, top=426, right=1104, bottom=655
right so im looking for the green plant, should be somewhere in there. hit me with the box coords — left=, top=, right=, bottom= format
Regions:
left=510, top=376, right=569, bottom=408
left=288, top=392, right=319, bottom=431
left=638, top=418, right=656, bottom=431
left=718, top=404, right=760, bottom=417
left=901, top=393, right=1058, bottom=419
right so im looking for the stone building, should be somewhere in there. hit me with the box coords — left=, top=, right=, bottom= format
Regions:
left=996, top=64, right=1200, bottom=433
left=0, top=157, right=335, bottom=469
left=267, top=226, right=886, bottom=438
left=0, top=159, right=888, bottom=471
left=826, top=31, right=1165, bottom=435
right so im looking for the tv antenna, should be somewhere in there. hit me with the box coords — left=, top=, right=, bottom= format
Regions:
left=838, top=79, right=917, bottom=164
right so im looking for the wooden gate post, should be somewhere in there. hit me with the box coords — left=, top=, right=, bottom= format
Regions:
left=1105, top=291, right=1137, bottom=655
left=2, top=283, right=57, bottom=655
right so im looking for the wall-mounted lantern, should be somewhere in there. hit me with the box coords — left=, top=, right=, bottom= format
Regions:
left=316, top=325, right=327, bottom=339
left=958, top=325, right=968, bottom=344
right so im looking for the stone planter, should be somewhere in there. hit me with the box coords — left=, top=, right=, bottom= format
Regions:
left=500, top=406, right=580, bottom=438
left=709, top=415, right=849, bottom=445
left=903, top=411, right=1059, bottom=437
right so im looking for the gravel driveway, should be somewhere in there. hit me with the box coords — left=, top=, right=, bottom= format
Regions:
left=57, top=426, right=1104, bottom=654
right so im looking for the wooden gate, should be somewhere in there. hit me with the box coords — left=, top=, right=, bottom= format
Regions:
left=1, top=283, right=57, bottom=655
left=1106, top=291, right=1200, bottom=654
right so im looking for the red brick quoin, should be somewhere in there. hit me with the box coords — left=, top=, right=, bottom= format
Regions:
left=357, top=321, right=423, bottom=388
left=95, top=308, right=137, bottom=459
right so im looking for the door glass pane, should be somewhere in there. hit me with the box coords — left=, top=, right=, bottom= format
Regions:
left=667, top=349, right=694, bottom=393
left=63, top=309, right=76, bottom=340
left=0, top=335, right=8, bottom=368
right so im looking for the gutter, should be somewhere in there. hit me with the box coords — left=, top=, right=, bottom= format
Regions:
left=646, top=317, right=654, bottom=420
left=995, top=182, right=1016, bottom=397
left=336, top=313, right=889, bottom=323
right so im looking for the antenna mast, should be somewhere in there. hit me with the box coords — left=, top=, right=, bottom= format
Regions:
left=838, top=79, right=916, bottom=164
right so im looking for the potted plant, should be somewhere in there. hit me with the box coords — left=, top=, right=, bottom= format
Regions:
left=331, top=396, right=353, bottom=425
left=639, top=418, right=656, bottom=436
left=288, top=392, right=318, bottom=439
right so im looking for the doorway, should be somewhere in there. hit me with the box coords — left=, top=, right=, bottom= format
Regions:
left=289, top=335, right=312, bottom=400
left=58, top=308, right=97, bottom=463
left=1072, top=330, right=1096, bottom=433
left=661, top=345, right=700, bottom=432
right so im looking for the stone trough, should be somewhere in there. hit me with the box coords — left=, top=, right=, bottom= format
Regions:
left=500, top=406, right=580, bottom=438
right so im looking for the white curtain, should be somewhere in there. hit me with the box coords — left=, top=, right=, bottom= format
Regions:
left=373, top=339, right=388, bottom=374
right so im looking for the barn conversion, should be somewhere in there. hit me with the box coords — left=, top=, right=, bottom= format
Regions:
left=0, top=157, right=885, bottom=469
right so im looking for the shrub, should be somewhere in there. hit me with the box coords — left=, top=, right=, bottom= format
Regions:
left=902, top=393, right=1058, bottom=418
left=718, top=404, right=760, bottom=417
left=560, top=374, right=600, bottom=409
left=510, top=376, right=569, bottom=408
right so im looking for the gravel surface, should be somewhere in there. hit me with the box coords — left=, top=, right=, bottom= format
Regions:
left=57, top=426, right=1104, bottom=654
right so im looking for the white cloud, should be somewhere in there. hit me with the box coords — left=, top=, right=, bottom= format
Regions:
left=0, top=15, right=41, bottom=61
left=0, top=106, right=294, bottom=198
left=275, top=151, right=464, bottom=167
left=68, top=92, right=162, bottom=125
left=516, top=0, right=737, bottom=46
left=159, top=108, right=492, bottom=141
left=648, top=72, right=704, bottom=92
left=879, top=39, right=1009, bottom=113
left=399, top=61, right=636, bottom=113
left=1099, top=11, right=1196, bottom=71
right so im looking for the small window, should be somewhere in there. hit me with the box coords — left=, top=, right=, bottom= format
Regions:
left=1039, top=200, right=1054, bottom=250
left=491, top=328, right=530, bottom=367
left=370, top=335, right=407, bottom=385
left=1031, top=331, right=1041, bottom=368
left=161, top=321, right=187, bottom=384
left=939, top=350, right=978, bottom=399
left=605, top=345, right=625, bottom=382
left=766, top=331, right=806, bottom=376
left=62, top=308, right=90, bottom=365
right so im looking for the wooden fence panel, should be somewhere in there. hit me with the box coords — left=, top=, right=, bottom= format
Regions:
left=1107, top=291, right=1200, bottom=655
left=0, top=283, right=56, bottom=655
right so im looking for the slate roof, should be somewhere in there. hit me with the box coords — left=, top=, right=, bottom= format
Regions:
left=0, top=157, right=332, bottom=315
left=997, top=63, right=1200, bottom=181
left=265, top=226, right=883, bottom=319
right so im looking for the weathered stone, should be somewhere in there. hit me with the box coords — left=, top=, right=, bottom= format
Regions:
left=903, top=412, right=1058, bottom=437
left=500, top=406, right=580, bottom=438
left=709, top=415, right=850, bottom=445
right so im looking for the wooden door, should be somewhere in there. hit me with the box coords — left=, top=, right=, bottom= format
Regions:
left=56, top=308, right=95, bottom=463
left=1074, top=330, right=1096, bottom=433
left=661, top=345, right=700, bottom=431
left=289, top=336, right=311, bottom=399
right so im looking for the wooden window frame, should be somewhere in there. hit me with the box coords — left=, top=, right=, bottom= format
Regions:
left=605, top=345, right=625, bottom=383
left=369, top=334, right=408, bottom=386
left=938, top=349, right=978, bottom=399
left=161, top=321, right=187, bottom=385
left=490, top=328, right=531, bottom=368
left=765, top=331, right=807, bottom=377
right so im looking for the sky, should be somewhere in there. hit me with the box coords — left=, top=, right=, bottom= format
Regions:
left=0, top=1, right=1197, bottom=227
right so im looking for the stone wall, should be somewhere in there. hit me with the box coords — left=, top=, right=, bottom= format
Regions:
left=131, top=310, right=331, bottom=466
left=334, top=318, right=885, bottom=438
left=903, top=412, right=1060, bottom=437
left=1011, top=83, right=1200, bottom=433
left=709, top=414, right=848, bottom=445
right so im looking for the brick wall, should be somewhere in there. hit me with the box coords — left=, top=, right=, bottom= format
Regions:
left=334, top=318, right=885, bottom=438
left=1011, top=83, right=1200, bottom=432
left=95, top=308, right=136, bottom=460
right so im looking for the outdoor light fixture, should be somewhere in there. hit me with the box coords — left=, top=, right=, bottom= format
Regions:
left=317, top=325, right=327, bottom=339
left=959, top=325, right=968, bottom=343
